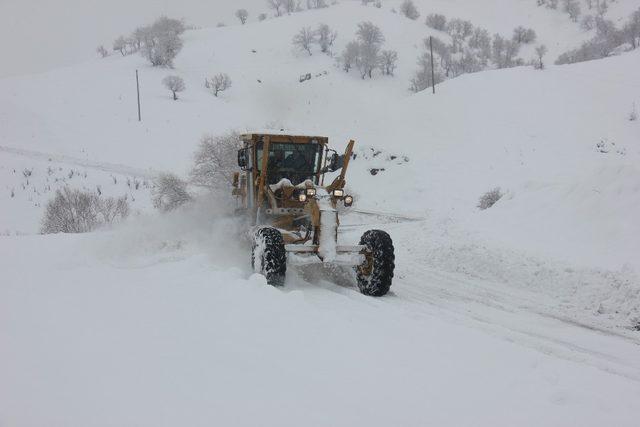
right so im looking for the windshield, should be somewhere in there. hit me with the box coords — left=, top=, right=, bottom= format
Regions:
left=257, top=142, right=322, bottom=185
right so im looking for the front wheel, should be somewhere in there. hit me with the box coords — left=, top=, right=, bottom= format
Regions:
left=356, top=230, right=395, bottom=296
left=252, top=227, right=286, bottom=286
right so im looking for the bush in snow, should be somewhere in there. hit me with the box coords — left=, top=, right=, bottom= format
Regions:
left=399, top=0, right=420, bottom=20
left=477, top=187, right=503, bottom=210
left=206, top=73, right=232, bottom=97
left=425, top=13, right=447, bottom=31
left=378, top=50, right=398, bottom=75
left=316, top=23, right=337, bottom=54
left=293, top=27, right=316, bottom=55
left=630, top=103, right=638, bottom=122
left=235, top=9, right=249, bottom=25
left=152, top=173, right=193, bottom=212
left=41, top=187, right=129, bottom=234
left=258, top=13, right=268, bottom=21
left=162, top=75, right=186, bottom=100
left=96, top=45, right=109, bottom=58
left=282, top=0, right=299, bottom=14
left=191, top=131, right=242, bottom=190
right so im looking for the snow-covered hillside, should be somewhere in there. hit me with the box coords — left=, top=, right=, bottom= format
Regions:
left=2, top=1, right=640, bottom=426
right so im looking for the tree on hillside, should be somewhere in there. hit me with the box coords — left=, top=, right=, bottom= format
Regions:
left=399, top=0, right=420, bottom=20
left=513, top=26, right=537, bottom=44
left=283, top=0, right=299, bottom=14
left=162, top=75, right=186, bottom=100
left=293, top=27, right=316, bottom=55
left=563, top=0, right=581, bottom=22
left=338, top=41, right=360, bottom=72
left=96, top=45, right=109, bottom=58
left=267, top=0, right=284, bottom=17
left=138, top=16, right=185, bottom=67
left=235, top=9, right=249, bottom=25
left=378, top=50, right=398, bottom=75
left=307, top=0, right=327, bottom=9
left=113, top=36, right=128, bottom=56
left=316, top=24, right=337, bottom=53
left=191, top=132, right=243, bottom=189
left=535, top=44, right=548, bottom=69
left=425, top=13, right=447, bottom=31
left=206, top=73, right=232, bottom=97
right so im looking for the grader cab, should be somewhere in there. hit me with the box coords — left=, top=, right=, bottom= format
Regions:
left=232, top=133, right=394, bottom=296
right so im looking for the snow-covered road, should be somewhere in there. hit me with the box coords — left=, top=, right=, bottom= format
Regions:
left=2, top=209, right=639, bottom=427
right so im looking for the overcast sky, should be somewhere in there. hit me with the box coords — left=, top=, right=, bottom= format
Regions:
left=0, top=0, right=267, bottom=78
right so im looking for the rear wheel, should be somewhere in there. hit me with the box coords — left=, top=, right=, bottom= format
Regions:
left=252, top=227, right=287, bottom=286
left=356, top=230, right=395, bottom=296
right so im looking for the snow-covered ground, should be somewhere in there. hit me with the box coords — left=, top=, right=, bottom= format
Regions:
left=2, top=1, right=640, bottom=425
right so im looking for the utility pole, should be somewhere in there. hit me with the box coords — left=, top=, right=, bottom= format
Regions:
left=429, top=36, right=436, bottom=94
left=136, top=70, right=141, bottom=121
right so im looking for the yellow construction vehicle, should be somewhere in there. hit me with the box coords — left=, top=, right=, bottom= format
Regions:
left=232, top=133, right=395, bottom=296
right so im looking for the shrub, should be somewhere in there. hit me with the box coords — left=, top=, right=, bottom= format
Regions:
left=152, top=173, right=193, bottom=212
left=41, top=187, right=129, bottom=234
left=235, top=9, right=249, bottom=24
left=477, top=187, right=503, bottom=210
left=425, top=13, right=447, bottom=31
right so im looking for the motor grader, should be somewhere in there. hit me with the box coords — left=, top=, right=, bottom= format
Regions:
left=232, top=133, right=395, bottom=296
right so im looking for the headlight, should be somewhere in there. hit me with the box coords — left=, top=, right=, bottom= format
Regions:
left=298, top=194, right=307, bottom=202
left=305, top=188, right=316, bottom=197
left=332, top=189, right=344, bottom=198
left=344, top=195, right=353, bottom=207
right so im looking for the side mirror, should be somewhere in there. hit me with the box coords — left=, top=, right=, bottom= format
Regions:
left=237, top=148, right=248, bottom=170
left=327, top=153, right=344, bottom=172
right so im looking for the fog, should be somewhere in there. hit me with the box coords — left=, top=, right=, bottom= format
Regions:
left=0, top=0, right=267, bottom=77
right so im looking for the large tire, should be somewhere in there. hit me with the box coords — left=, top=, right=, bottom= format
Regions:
left=252, top=227, right=287, bottom=286
left=356, top=230, right=395, bottom=296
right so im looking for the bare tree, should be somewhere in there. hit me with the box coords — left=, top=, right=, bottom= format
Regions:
left=513, top=26, right=537, bottom=44
left=152, top=173, right=193, bottom=212
left=191, top=132, right=242, bottom=190
left=410, top=51, right=443, bottom=92
left=477, top=188, right=503, bottom=210
left=113, top=36, right=128, bottom=56
left=399, top=0, right=420, bottom=20
left=267, top=0, right=284, bottom=17
left=316, top=24, right=337, bottom=53
left=235, top=9, right=249, bottom=25
left=535, top=44, right=548, bottom=69
left=162, top=75, right=186, bottom=100
left=378, top=50, right=398, bottom=75
left=96, top=45, right=109, bottom=58
left=339, top=41, right=360, bottom=72
left=283, top=0, right=299, bottom=14
left=356, top=21, right=385, bottom=47
left=138, top=17, right=185, bottom=67
left=425, top=13, right=447, bottom=31
left=293, top=27, right=316, bottom=55
left=563, top=0, right=581, bottom=22
left=307, top=0, right=327, bottom=8
left=207, top=73, right=232, bottom=97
